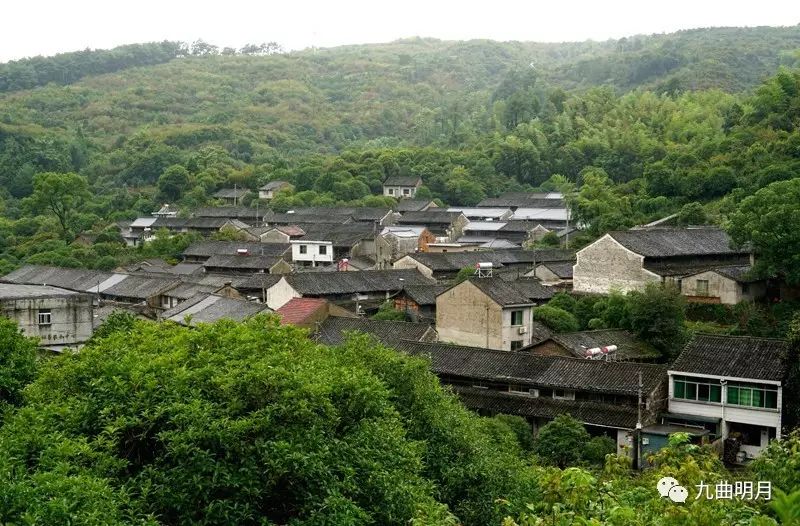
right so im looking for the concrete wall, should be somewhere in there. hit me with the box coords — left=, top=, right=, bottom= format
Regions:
left=436, top=281, right=532, bottom=350
left=534, top=265, right=568, bottom=286
left=291, top=241, right=334, bottom=266
left=2, top=294, right=93, bottom=347
left=383, top=185, right=418, bottom=198
left=392, top=256, right=434, bottom=278
left=573, top=234, right=660, bottom=294
left=437, top=281, right=504, bottom=349
left=265, top=278, right=301, bottom=310
left=680, top=270, right=766, bottom=305
left=261, top=230, right=291, bottom=243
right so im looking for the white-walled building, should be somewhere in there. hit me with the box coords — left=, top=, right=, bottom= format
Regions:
left=667, top=334, right=789, bottom=460
left=291, top=240, right=334, bottom=267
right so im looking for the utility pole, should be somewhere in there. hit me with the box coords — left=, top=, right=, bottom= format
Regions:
left=632, top=371, right=643, bottom=470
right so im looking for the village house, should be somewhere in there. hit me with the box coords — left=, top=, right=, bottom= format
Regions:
left=393, top=339, right=668, bottom=453
left=477, top=192, right=565, bottom=210
left=201, top=254, right=292, bottom=275
left=436, top=277, right=552, bottom=351
left=393, top=248, right=574, bottom=281
left=395, top=210, right=468, bottom=241
left=213, top=187, right=250, bottom=206
left=678, top=265, right=766, bottom=305
left=292, top=223, right=380, bottom=267
left=573, top=227, right=751, bottom=295
left=161, top=292, right=270, bottom=326
left=181, top=241, right=291, bottom=264
left=258, top=180, right=293, bottom=200
left=285, top=269, right=434, bottom=314
left=525, top=329, right=660, bottom=362
left=378, top=226, right=436, bottom=265
left=382, top=175, right=422, bottom=198
left=0, top=284, right=94, bottom=351
left=666, top=334, right=792, bottom=461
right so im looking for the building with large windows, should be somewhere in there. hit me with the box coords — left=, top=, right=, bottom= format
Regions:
left=666, top=334, right=790, bottom=460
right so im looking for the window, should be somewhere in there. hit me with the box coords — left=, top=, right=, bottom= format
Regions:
left=510, top=309, right=524, bottom=326
left=727, top=382, right=778, bottom=409
left=299, top=245, right=307, bottom=254
left=318, top=245, right=327, bottom=255
left=403, top=188, right=410, bottom=195
left=696, top=279, right=709, bottom=296
left=37, top=310, right=52, bottom=326
left=388, top=188, right=394, bottom=195
left=673, top=375, right=721, bottom=403
left=553, top=389, right=575, bottom=400
left=510, top=340, right=524, bottom=351
left=509, top=384, right=535, bottom=395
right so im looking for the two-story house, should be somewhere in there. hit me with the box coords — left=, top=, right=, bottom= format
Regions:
left=573, top=227, right=751, bottom=295
left=258, top=180, right=293, bottom=200
left=393, top=339, right=668, bottom=453
left=383, top=176, right=422, bottom=198
left=436, top=277, right=552, bottom=351
left=667, top=334, right=790, bottom=460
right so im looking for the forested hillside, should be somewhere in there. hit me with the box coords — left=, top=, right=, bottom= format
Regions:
left=1, top=27, right=800, bottom=279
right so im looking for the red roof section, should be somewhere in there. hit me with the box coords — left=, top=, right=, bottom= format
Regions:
left=276, top=297, right=327, bottom=325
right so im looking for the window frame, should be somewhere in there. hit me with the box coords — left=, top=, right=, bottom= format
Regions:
left=37, top=309, right=52, bottom=326
left=672, top=375, right=722, bottom=403
left=510, top=309, right=524, bottom=326
left=696, top=279, right=710, bottom=296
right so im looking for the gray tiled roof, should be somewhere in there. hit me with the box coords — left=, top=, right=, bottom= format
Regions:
left=709, top=265, right=760, bottom=283
left=531, top=329, right=660, bottom=361
left=456, top=278, right=537, bottom=306
left=202, top=254, right=283, bottom=270
left=384, top=175, right=422, bottom=187
left=393, top=340, right=667, bottom=395
left=402, top=249, right=573, bottom=272
left=213, top=188, right=250, bottom=199
left=234, top=274, right=285, bottom=291
left=2, top=265, right=113, bottom=292
left=402, top=284, right=450, bottom=306
left=453, top=386, right=639, bottom=429
left=0, top=283, right=84, bottom=299
left=670, top=334, right=789, bottom=381
left=162, top=293, right=269, bottom=325
left=396, top=211, right=464, bottom=224
left=260, top=180, right=291, bottom=191
left=538, top=261, right=574, bottom=279
left=182, top=241, right=290, bottom=259
left=287, top=269, right=434, bottom=296
left=101, top=275, right=181, bottom=300
left=298, top=223, right=376, bottom=247
left=609, top=227, right=746, bottom=258
left=314, top=317, right=433, bottom=345
left=395, top=199, right=437, bottom=212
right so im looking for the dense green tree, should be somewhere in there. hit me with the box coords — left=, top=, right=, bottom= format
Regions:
left=0, top=319, right=38, bottom=414
left=22, top=172, right=92, bottom=244
left=626, top=283, right=688, bottom=357
left=727, top=178, right=800, bottom=284
left=533, top=305, right=580, bottom=333
left=533, top=414, right=590, bottom=468
left=156, top=164, right=190, bottom=201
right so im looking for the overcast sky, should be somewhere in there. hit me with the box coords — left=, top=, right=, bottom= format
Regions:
left=2, top=0, right=800, bottom=63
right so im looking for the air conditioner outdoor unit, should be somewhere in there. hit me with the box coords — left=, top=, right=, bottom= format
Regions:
left=518, top=326, right=528, bottom=334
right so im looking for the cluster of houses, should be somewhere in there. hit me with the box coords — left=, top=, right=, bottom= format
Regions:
left=1, top=182, right=795, bottom=465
